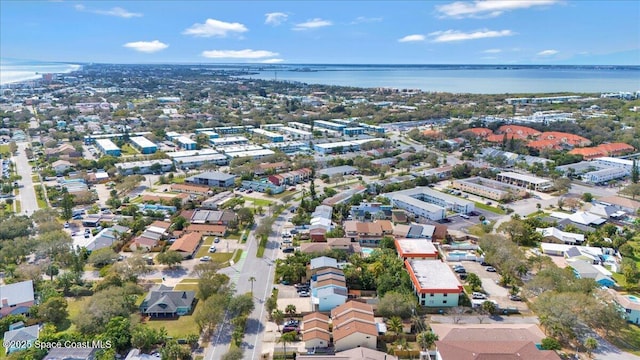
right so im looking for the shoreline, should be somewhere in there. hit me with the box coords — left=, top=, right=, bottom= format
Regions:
left=0, top=63, right=82, bottom=86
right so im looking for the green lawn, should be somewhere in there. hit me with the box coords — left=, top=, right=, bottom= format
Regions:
left=243, top=196, right=274, bottom=207
left=607, top=324, right=640, bottom=356
left=0, top=145, right=10, bottom=155
left=144, top=308, right=200, bottom=339
left=473, top=201, right=506, bottom=215
left=31, top=175, right=40, bottom=182
left=174, top=283, right=199, bottom=292
left=232, top=249, right=243, bottom=264
left=194, top=242, right=233, bottom=263
left=15, top=200, right=21, bottom=213
left=120, top=144, right=139, bottom=156
left=57, top=297, right=91, bottom=335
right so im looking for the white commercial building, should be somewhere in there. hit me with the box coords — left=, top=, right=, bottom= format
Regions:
left=280, top=126, right=313, bottom=140
left=496, top=172, right=554, bottom=192
left=385, top=187, right=475, bottom=216
left=211, top=136, right=249, bottom=147
left=405, top=260, right=463, bottom=307
left=583, top=167, right=630, bottom=184
left=390, top=194, right=446, bottom=221
left=592, top=157, right=634, bottom=172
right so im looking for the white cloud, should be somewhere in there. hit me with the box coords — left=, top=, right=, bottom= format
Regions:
left=183, top=19, right=248, bottom=37
left=351, top=16, right=383, bottom=24
left=537, top=49, right=559, bottom=56
left=265, top=12, right=288, bottom=26
left=75, top=4, right=142, bottom=18
left=293, top=18, right=332, bottom=31
left=483, top=48, right=502, bottom=53
left=123, top=40, right=168, bottom=53
left=94, top=7, right=142, bottom=18
left=436, top=0, right=559, bottom=19
left=201, top=49, right=279, bottom=59
left=428, top=29, right=514, bottom=42
left=261, top=58, right=285, bottom=63
left=398, top=34, right=426, bottom=43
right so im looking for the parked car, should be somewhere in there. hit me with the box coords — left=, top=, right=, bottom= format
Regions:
left=284, top=320, right=300, bottom=326
left=509, top=295, right=522, bottom=301
left=486, top=267, right=497, bottom=272
left=472, top=292, right=487, bottom=300
left=480, top=261, right=491, bottom=266
left=459, top=273, right=468, bottom=280
left=214, top=237, right=220, bottom=243
left=454, top=267, right=466, bottom=273
left=282, top=325, right=299, bottom=333
left=294, top=282, right=310, bottom=289
left=282, top=247, right=295, bottom=253
left=64, top=222, right=69, bottom=228
left=200, top=256, right=211, bottom=262
left=209, top=246, right=217, bottom=253
left=298, top=291, right=310, bottom=297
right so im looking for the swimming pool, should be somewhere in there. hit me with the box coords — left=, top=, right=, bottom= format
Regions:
left=449, top=251, right=469, bottom=256
left=626, top=295, right=640, bottom=303
left=362, top=248, right=374, bottom=256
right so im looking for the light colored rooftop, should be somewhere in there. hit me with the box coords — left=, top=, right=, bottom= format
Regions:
left=406, top=259, right=462, bottom=291
left=497, top=171, right=552, bottom=185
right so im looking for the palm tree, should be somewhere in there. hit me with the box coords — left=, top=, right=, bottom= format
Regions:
left=248, top=276, right=256, bottom=295
left=416, top=331, right=438, bottom=351
left=278, top=331, right=297, bottom=359
left=285, top=304, right=297, bottom=319
left=387, top=316, right=403, bottom=337
left=394, top=336, right=410, bottom=359
left=584, top=337, right=598, bottom=358
left=272, top=309, right=284, bottom=332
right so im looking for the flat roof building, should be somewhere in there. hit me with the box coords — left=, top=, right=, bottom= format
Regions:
left=225, top=149, right=276, bottom=160
left=263, top=141, right=308, bottom=153
left=592, top=157, right=634, bottom=172
left=211, top=136, right=249, bottom=147
left=176, top=136, right=196, bottom=150
left=583, top=167, right=630, bottom=184
left=95, top=138, right=120, bottom=156
left=314, top=120, right=347, bottom=132
left=496, top=172, right=553, bottom=192
left=405, top=259, right=463, bottom=307
left=385, top=187, right=475, bottom=216
left=117, top=159, right=173, bottom=175
left=390, top=194, right=446, bottom=221
left=251, top=128, right=284, bottom=142
left=186, top=171, right=236, bottom=188
left=214, top=125, right=253, bottom=134
left=395, top=239, right=439, bottom=260
left=280, top=126, right=313, bottom=140
left=453, top=177, right=525, bottom=201
left=130, top=136, right=157, bottom=154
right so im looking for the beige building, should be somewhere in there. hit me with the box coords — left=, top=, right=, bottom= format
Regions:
left=331, top=302, right=378, bottom=352
left=452, top=177, right=525, bottom=201
left=302, top=312, right=331, bottom=350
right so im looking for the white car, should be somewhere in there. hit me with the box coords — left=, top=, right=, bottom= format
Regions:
left=200, top=256, right=211, bottom=262
left=208, top=246, right=217, bottom=253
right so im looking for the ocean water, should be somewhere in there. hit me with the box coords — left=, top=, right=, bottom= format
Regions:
left=239, top=65, right=640, bottom=94
left=0, top=59, right=81, bottom=85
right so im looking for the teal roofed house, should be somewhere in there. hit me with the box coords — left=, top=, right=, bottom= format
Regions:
left=140, top=284, right=196, bottom=318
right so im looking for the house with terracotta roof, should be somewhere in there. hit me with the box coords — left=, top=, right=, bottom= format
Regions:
left=331, top=301, right=378, bottom=352
left=569, top=142, right=635, bottom=160
left=568, top=147, right=607, bottom=160
left=343, top=220, right=392, bottom=247
left=255, top=161, right=288, bottom=175
left=169, top=232, right=202, bottom=258
left=462, top=128, right=492, bottom=138
left=268, top=168, right=312, bottom=186
left=486, top=133, right=525, bottom=143
left=431, top=324, right=560, bottom=360
left=497, top=125, right=541, bottom=138
left=185, top=224, right=226, bottom=236
left=537, top=131, right=591, bottom=147
left=302, top=312, right=331, bottom=350
left=527, top=138, right=563, bottom=150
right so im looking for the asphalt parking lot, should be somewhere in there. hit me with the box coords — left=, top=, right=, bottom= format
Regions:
left=448, top=260, right=530, bottom=312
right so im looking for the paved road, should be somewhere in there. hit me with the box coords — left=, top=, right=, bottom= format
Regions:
left=13, top=142, right=39, bottom=215
left=205, top=215, right=284, bottom=360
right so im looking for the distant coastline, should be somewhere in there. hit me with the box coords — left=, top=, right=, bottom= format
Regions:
left=0, top=59, right=82, bottom=85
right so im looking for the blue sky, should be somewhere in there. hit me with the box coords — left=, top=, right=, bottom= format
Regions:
left=1, top=1, right=638, bottom=65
